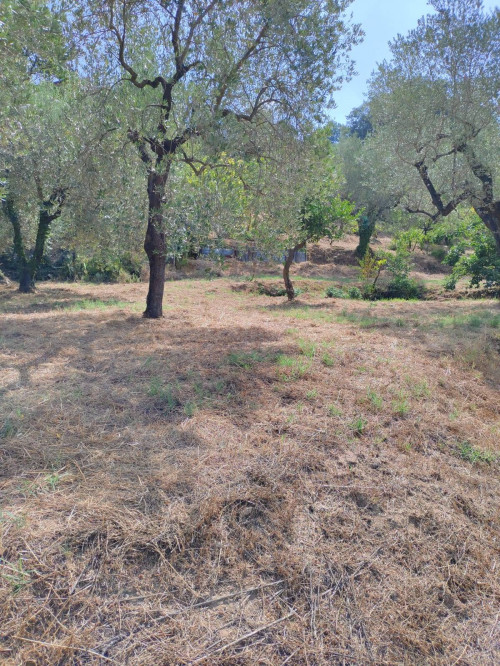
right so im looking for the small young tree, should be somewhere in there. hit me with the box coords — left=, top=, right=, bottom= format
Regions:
left=81, top=0, right=362, bottom=317
left=282, top=193, right=357, bottom=300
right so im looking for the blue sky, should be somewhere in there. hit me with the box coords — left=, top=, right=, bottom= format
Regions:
left=332, top=0, right=499, bottom=123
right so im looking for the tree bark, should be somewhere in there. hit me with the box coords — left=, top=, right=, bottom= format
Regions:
left=143, top=170, right=169, bottom=318
left=355, top=215, right=375, bottom=258
left=283, top=242, right=306, bottom=301
left=18, top=208, right=53, bottom=293
left=475, top=202, right=500, bottom=255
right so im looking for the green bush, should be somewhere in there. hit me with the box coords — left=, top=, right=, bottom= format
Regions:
left=443, top=275, right=457, bottom=291
left=325, top=285, right=347, bottom=298
left=384, top=248, right=412, bottom=280
left=347, top=286, right=363, bottom=299
left=446, top=229, right=500, bottom=289
left=443, top=244, right=466, bottom=267
left=393, top=228, right=425, bottom=252
left=383, top=276, right=423, bottom=300
left=59, top=255, right=86, bottom=281
left=119, top=252, right=142, bottom=278
left=85, top=255, right=122, bottom=283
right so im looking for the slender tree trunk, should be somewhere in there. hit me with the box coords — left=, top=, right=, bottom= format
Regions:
left=18, top=208, right=54, bottom=293
left=355, top=215, right=376, bottom=258
left=143, top=169, right=169, bottom=318
left=283, top=242, right=305, bottom=301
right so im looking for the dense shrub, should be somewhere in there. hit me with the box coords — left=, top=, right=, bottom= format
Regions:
left=84, top=256, right=122, bottom=282
left=119, top=253, right=142, bottom=279
left=347, top=286, right=363, bottom=299
left=446, top=239, right=500, bottom=289
left=325, top=285, right=347, bottom=298
left=382, top=276, right=424, bottom=299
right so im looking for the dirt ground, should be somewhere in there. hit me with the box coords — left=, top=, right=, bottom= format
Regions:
left=0, top=277, right=499, bottom=665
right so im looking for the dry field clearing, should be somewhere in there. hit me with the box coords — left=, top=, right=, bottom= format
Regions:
left=0, top=278, right=499, bottom=665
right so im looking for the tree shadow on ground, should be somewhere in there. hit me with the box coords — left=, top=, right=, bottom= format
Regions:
left=0, top=305, right=292, bottom=482
left=0, top=285, right=138, bottom=314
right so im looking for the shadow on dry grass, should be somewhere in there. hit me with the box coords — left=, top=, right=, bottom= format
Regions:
left=1, top=282, right=499, bottom=665
left=0, top=285, right=140, bottom=314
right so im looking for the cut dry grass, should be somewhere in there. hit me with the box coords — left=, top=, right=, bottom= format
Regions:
left=0, top=280, right=499, bottom=665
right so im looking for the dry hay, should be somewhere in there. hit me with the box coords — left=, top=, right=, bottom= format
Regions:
left=0, top=280, right=499, bottom=665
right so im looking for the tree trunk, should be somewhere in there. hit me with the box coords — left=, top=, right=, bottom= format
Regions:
left=3, top=192, right=62, bottom=293
left=283, top=242, right=305, bottom=301
left=18, top=266, right=35, bottom=293
left=3, top=196, right=32, bottom=292
left=19, top=208, right=53, bottom=292
left=355, top=215, right=375, bottom=258
left=476, top=202, right=500, bottom=255
left=143, top=170, right=169, bottom=318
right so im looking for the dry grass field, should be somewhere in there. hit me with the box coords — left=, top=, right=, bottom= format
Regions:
left=0, top=277, right=499, bottom=664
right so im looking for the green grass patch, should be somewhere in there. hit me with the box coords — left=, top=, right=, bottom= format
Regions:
left=63, top=298, right=138, bottom=311
left=457, top=441, right=497, bottom=464
left=297, top=338, right=316, bottom=358
left=366, top=389, right=383, bottom=410
left=226, top=350, right=276, bottom=369
left=148, top=378, right=180, bottom=411
left=327, top=404, right=342, bottom=417
left=276, top=354, right=311, bottom=381
left=429, top=311, right=500, bottom=330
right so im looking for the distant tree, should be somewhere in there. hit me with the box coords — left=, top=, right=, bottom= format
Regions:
left=346, top=102, right=372, bottom=140
left=282, top=193, right=356, bottom=300
left=336, top=132, right=396, bottom=257
left=0, top=75, right=122, bottom=292
left=367, top=0, right=500, bottom=253
left=81, top=0, right=362, bottom=317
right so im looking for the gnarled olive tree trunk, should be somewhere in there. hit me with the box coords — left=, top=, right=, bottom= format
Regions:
left=143, top=169, right=170, bottom=318
left=475, top=202, right=500, bottom=255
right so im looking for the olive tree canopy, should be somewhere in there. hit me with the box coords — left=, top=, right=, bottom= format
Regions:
left=367, top=0, right=500, bottom=252
left=79, top=0, right=362, bottom=317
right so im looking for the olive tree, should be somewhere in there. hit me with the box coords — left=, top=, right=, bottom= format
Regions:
left=0, top=1, right=68, bottom=291
left=81, top=0, right=362, bottom=317
left=367, top=0, right=500, bottom=252
left=0, top=78, right=123, bottom=291
left=336, top=130, right=398, bottom=258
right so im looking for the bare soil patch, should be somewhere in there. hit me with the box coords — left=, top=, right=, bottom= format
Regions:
left=0, top=281, right=499, bottom=664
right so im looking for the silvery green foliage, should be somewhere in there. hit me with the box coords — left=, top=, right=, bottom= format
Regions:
left=336, top=132, right=397, bottom=220
left=366, top=0, right=500, bottom=240
left=0, top=79, right=129, bottom=253
left=78, top=0, right=362, bottom=222
left=0, top=2, right=143, bottom=261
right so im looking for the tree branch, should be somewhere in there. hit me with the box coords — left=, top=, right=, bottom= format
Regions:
left=214, top=22, right=270, bottom=111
